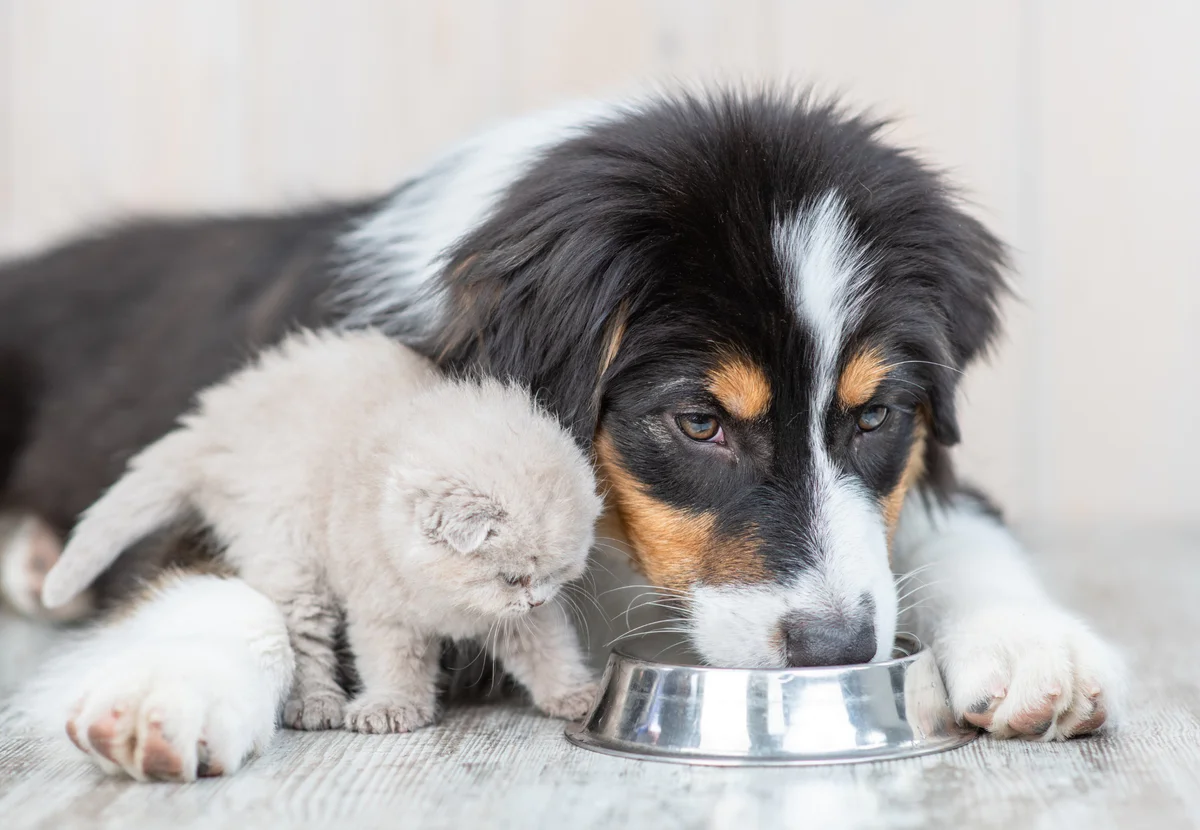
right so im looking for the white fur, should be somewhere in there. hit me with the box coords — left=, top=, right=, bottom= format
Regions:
left=775, top=191, right=873, bottom=383
left=688, top=478, right=897, bottom=667
left=12, top=96, right=1125, bottom=774
left=758, top=192, right=894, bottom=663
left=893, top=494, right=1128, bottom=740
left=42, top=328, right=602, bottom=741
left=689, top=584, right=790, bottom=668
left=13, top=575, right=293, bottom=780
left=336, top=102, right=619, bottom=338
left=816, top=474, right=899, bottom=661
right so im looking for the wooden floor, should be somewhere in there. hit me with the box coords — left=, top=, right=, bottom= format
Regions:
left=2, top=526, right=1198, bottom=830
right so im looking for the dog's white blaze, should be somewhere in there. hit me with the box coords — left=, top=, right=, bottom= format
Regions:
left=336, top=102, right=619, bottom=338
left=813, top=471, right=898, bottom=661
left=766, top=191, right=896, bottom=663
left=774, top=191, right=872, bottom=418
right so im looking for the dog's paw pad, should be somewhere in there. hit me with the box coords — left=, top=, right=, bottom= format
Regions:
left=936, top=605, right=1125, bottom=741
left=62, top=643, right=264, bottom=780
left=137, top=720, right=186, bottom=781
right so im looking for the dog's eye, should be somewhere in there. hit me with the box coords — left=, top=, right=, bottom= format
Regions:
left=857, top=405, right=889, bottom=432
left=676, top=413, right=722, bottom=443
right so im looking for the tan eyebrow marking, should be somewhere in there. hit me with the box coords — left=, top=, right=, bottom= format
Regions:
left=838, top=347, right=893, bottom=409
left=707, top=354, right=772, bottom=421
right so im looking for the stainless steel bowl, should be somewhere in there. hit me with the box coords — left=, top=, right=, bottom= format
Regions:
left=565, top=636, right=977, bottom=766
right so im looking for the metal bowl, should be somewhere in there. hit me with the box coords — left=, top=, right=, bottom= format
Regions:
left=565, top=635, right=977, bottom=766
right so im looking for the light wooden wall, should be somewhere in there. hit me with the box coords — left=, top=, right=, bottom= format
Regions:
left=1, top=1, right=1196, bottom=525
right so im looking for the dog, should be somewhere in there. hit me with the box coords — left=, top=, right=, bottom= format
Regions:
left=1, top=88, right=1125, bottom=780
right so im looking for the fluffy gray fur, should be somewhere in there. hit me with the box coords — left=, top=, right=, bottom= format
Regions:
left=42, top=329, right=603, bottom=733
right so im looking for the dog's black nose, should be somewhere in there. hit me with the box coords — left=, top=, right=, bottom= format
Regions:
left=782, top=614, right=876, bottom=667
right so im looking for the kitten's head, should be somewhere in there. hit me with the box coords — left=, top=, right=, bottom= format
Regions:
left=384, top=379, right=602, bottom=618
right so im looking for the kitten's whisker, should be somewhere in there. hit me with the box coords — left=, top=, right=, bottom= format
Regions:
left=563, top=582, right=605, bottom=616
left=583, top=557, right=618, bottom=579
left=558, top=593, right=591, bottom=643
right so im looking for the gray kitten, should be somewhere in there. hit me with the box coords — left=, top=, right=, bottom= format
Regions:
left=42, top=329, right=602, bottom=733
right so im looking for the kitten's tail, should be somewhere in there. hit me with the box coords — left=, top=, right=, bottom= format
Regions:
left=41, top=429, right=198, bottom=609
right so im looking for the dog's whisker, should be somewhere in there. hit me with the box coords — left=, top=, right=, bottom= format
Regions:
left=606, top=618, right=694, bottom=648
left=598, top=583, right=690, bottom=599
left=895, top=579, right=948, bottom=605
left=893, top=562, right=938, bottom=585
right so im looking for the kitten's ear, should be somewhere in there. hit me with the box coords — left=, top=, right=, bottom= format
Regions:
left=400, top=471, right=506, bottom=554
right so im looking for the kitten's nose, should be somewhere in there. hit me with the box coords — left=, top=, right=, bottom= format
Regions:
left=528, top=597, right=545, bottom=608
left=781, top=612, right=876, bottom=667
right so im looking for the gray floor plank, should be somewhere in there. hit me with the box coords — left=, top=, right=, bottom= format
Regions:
left=2, top=527, right=1197, bottom=830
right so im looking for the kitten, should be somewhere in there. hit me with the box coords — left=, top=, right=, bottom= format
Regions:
left=41, top=329, right=603, bottom=733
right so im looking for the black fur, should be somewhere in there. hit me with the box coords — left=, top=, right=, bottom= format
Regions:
left=429, top=90, right=1008, bottom=580
left=0, top=203, right=374, bottom=539
left=0, top=88, right=1007, bottom=607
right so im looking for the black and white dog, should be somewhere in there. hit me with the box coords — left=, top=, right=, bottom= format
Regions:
left=0, top=89, right=1124, bottom=780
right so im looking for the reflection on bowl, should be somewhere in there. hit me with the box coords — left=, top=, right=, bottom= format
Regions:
left=565, top=635, right=977, bottom=766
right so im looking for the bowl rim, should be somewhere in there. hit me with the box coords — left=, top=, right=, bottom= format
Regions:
left=610, top=634, right=924, bottom=675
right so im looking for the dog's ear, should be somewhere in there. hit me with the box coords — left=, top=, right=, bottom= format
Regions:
left=394, top=470, right=507, bottom=554
left=926, top=365, right=962, bottom=447
left=920, top=207, right=1009, bottom=448
left=427, top=234, right=638, bottom=448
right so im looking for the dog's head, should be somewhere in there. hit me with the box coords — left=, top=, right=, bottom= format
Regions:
left=428, top=91, right=1006, bottom=667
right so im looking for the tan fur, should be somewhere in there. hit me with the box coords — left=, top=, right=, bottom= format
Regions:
left=707, top=354, right=772, bottom=420
left=594, top=431, right=767, bottom=590
left=838, top=347, right=892, bottom=409
left=881, top=415, right=928, bottom=547
left=598, top=303, right=628, bottom=381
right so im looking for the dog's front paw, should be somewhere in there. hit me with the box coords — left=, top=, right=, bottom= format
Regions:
left=64, top=641, right=268, bottom=781
left=343, top=694, right=438, bottom=734
left=536, top=682, right=599, bottom=721
left=934, top=605, right=1126, bottom=741
left=282, top=693, right=346, bottom=731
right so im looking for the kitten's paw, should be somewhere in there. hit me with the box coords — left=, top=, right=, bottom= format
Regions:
left=934, top=605, right=1126, bottom=741
left=64, top=641, right=267, bottom=781
left=343, top=695, right=437, bottom=734
left=0, top=513, right=93, bottom=623
left=282, top=694, right=346, bottom=731
left=536, top=682, right=599, bottom=721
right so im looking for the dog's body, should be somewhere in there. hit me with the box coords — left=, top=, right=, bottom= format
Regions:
left=2, top=89, right=1124, bottom=780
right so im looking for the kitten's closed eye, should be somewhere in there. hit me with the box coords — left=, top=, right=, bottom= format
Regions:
left=502, top=574, right=530, bottom=588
